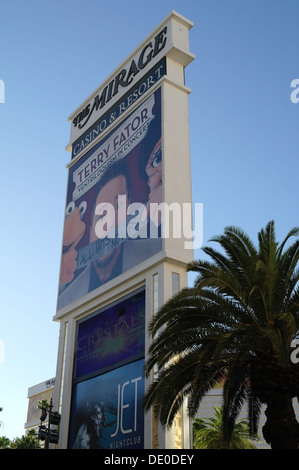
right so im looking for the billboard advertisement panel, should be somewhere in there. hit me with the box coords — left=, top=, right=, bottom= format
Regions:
left=74, top=288, right=145, bottom=380
left=58, top=87, right=162, bottom=310
left=68, top=359, right=144, bottom=449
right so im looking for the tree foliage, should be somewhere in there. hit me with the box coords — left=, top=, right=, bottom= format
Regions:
left=9, top=429, right=41, bottom=449
left=193, top=406, right=259, bottom=449
left=0, top=436, right=10, bottom=449
left=143, top=221, right=299, bottom=448
left=0, top=430, right=41, bottom=449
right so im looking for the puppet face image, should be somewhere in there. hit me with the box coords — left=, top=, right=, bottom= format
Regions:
left=59, top=201, right=87, bottom=285
left=145, top=137, right=162, bottom=191
left=63, top=201, right=87, bottom=248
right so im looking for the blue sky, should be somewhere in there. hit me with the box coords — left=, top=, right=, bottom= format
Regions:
left=0, top=0, right=298, bottom=440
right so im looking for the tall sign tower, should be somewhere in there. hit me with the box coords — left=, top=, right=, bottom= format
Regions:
left=53, top=11, right=195, bottom=449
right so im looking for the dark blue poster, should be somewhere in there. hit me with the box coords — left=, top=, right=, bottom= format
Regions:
left=68, top=359, right=144, bottom=449
left=75, top=289, right=145, bottom=379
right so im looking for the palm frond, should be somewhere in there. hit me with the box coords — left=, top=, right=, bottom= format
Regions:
left=143, top=221, right=299, bottom=448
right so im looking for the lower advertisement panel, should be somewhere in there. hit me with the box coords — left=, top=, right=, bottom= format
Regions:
left=68, top=359, right=144, bottom=449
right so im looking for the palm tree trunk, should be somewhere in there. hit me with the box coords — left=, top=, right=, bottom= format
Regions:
left=262, top=395, right=299, bottom=449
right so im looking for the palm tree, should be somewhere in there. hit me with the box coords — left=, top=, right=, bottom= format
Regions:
left=193, top=406, right=258, bottom=449
left=0, top=436, right=11, bottom=449
left=9, top=430, right=41, bottom=449
left=143, top=221, right=299, bottom=449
